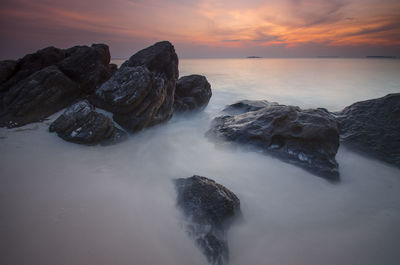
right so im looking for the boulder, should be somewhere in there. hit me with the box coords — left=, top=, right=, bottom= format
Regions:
left=49, top=100, right=126, bottom=145
left=174, top=175, right=241, bottom=265
left=57, top=44, right=112, bottom=93
left=208, top=100, right=340, bottom=180
left=0, top=66, right=79, bottom=128
left=174, top=75, right=212, bottom=112
left=336, top=93, right=400, bottom=167
left=92, top=41, right=178, bottom=132
left=0, top=44, right=113, bottom=128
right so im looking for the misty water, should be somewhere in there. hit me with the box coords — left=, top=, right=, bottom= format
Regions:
left=1, top=58, right=400, bottom=265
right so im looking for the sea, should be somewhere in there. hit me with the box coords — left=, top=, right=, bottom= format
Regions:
left=1, top=58, right=400, bottom=265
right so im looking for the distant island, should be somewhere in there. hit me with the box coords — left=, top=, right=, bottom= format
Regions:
left=247, top=56, right=262, bottom=58
left=366, top=56, right=396, bottom=59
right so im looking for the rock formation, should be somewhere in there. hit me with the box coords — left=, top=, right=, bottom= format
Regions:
left=174, top=75, right=212, bottom=112
left=92, top=41, right=179, bottom=132
left=49, top=100, right=126, bottom=145
left=0, top=44, right=114, bottom=128
left=208, top=100, right=340, bottom=180
left=337, top=93, right=400, bottom=167
left=174, top=175, right=241, bottom=265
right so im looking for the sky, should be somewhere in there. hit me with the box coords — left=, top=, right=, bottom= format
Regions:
left=0, top=0, right=400, bottom=59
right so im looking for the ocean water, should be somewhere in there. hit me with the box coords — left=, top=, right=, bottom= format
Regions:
left=1, top=58, right=400, bottom=265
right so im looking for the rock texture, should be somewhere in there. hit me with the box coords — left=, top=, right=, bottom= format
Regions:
left=337, top=93, right=400, bottom=167
left=0, top=44, right=114, bottom=128
left=174, top=175, right=241, bottom=265
left=174, top=75, right=212, bottom=112
left=49, top=100, right=126, bottom=145
left=92, top=41, right=179, bottom=132
left=208, top=100, right=340, bottom=180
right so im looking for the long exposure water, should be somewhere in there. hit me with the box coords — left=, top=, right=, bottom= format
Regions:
left=1, top=58, right=400, bottom=265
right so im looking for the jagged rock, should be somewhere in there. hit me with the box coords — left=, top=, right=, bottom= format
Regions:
left=57, top=44, right=112, bottom=93
left=92, top=41, right=178, bottom=132
left=174, top=75, right=212, bottom=112
left=0, top=66, right=79, bottom=128
left=49, top=100, right=126, bottom=145
left=208, top=100, right=340, bottom=180
left=0, top=44, right=113, bottom=128
left=336, top=93, right=400, bottom=167
left=174, top=175, right=241, bottom=265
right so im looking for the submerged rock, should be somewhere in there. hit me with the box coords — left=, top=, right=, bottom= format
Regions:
left=208, top=100, right=340, bottom=180
left=0, top=44, right=114, bottom=128
left=174, top=175, right=241, bottom=265
left=49, top=100, right=126, bottom=145
left=337, top=93, right=400, bottom=167
left=174, top=75, right=212, bottom=112
left=92, top=41, right=178, bottom=132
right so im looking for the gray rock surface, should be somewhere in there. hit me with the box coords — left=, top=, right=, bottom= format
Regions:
left=174, top=175, right=241, bottom=265
left=49, top=100, right=126, bottom=145
left=92, top=41, right=178, bottom=132
left=208, top=100, right=340, bottom=180
left=337, top=93, right=400, bottom=167
left=174, top=75, right=212, bottom=112
left=0, top=44, right=114, bottom=128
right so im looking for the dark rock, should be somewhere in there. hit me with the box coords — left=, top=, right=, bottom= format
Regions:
left=208, top=100, right=340, bottom=180
left=0, top=66, right=79, bottom=128
left=174, top=75, right=212, bottom=112
left=108, top=63, right=118, bottom=75
left=222, top=99, right=272, bottom=115
left=0, top=44, right=113, bottom=128
left=57, top=44, right=112, bottom=93
left=121, top=41, right=178, bottom=124
left=336, top=93, right=400, bottom=167
left=49, top=100, right=126, bottom=145
left=92, top=41, right=178, bottom=132
left=174, top=175, right=241, bottom=265
left=0, top=60, right=18, bottom=85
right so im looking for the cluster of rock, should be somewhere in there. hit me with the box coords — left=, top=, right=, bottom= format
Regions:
left=1, top=40, right=399, bottom=265
left=0, top=41, right=212, bottom=144
left=207, top=94, right=399, bottom=180
left=174, top=175, right=241, bottom=265
left=0, top=44, right=114, bottom=128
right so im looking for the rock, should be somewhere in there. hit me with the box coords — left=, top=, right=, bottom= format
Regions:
left=222, top=99, right=273, bottom=115
left=336, top=93, right=400, bottom=167
left=49, top=100, right=126, bottom=145
left=174, top=75, right=212, bottom=112
left=92, top=41, right=178, bottom=132
left=0, top=60, right=17, bottom=85
left=208, top=100, right=340, bottom=180
left=0, top=44, right=113, bottom=128
left=57, top=44, right=112, bottom=93
left=0, top=66, right=79, bottom=128
left=121, top=41, right=178, bottom=125
left=174, top=175, right=241, bottom=265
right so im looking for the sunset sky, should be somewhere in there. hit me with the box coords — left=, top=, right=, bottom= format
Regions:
left=1, top=0, right=399, bottom=59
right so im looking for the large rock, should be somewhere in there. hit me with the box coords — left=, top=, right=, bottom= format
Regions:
left=174, top=175, right=241, bottom=265
left=208, top=100, right=340, bottom=180
left=0, top=44, right=114, bottom=128
left=49, top=100, right=126, bottom=145
left=174, top=75, right=212, bottom=112
left=336, top=93, right=400, bottom=167
left=92, top=41, right=178, bottom=132
left=0, top=66, right=79, bottom=128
